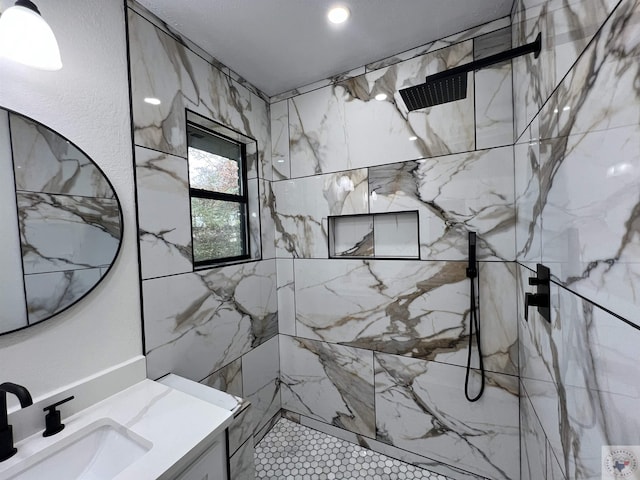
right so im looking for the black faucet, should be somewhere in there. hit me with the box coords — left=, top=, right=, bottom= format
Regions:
left=0, top=382, right=33, bottom=462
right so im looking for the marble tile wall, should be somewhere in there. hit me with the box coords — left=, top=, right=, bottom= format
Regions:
left=513, top=1, right=640, bottom=478
left=518, top=263, right=640, bottom=479
left=274, top=18, right=520, bottom=480
left=511, top=0, right=620, bottom=139
left=127, top=4, right=279, bottom=460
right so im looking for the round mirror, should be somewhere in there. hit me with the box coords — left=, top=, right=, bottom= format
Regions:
left=0, top=108, right=123, bottom=334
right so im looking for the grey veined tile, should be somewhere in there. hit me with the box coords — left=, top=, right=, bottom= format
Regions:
left=375, top=353, right=519, bottom=480
left=369, top=146, right=515, bottom=261
left=279, top=336, right=375, bottom=438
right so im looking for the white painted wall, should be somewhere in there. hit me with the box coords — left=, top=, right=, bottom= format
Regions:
left=0, top=0, right=142, bottom=407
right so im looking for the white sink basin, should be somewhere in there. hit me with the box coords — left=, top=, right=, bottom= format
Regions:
left=4, top=419, right=152, bottom=480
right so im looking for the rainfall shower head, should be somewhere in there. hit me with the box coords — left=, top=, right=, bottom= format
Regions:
left=399, top=32, right=542, bottom=112
left=399, top=71, right=468, bottom=111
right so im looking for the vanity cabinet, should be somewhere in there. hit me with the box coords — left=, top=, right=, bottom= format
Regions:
left=175, top=435, right=227, bottom=480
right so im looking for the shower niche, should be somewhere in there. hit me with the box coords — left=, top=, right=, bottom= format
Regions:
left=328, top=210, right=419, bottom=259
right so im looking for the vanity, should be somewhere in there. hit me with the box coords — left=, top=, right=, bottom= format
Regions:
left=0, top=360, right=241, bottom=480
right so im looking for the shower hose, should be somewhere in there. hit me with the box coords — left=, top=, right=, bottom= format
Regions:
left=464, top=256, right=485, bottom=402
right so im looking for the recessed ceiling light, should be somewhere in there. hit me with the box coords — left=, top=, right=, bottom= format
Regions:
left=144, top=97, right=161, bottom=105
left=327, top=6, right=350, bottom=24
left=374, top=93, right=387, bottom=101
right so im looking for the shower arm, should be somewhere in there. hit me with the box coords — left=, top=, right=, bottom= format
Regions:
left=425, top=32, right=541, bottom=84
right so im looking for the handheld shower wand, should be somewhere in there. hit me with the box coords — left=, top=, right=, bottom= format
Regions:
left=465, top=232, right=485, bottom=402
left=466, top=232, right=477, bottom=278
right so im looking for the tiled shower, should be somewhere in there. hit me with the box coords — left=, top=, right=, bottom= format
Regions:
left=128, top=0, right=640, bottom=479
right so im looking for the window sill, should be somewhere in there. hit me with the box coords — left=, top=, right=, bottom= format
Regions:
left=193, top=255, right=262, bottom=271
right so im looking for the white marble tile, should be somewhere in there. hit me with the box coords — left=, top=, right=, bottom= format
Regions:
left=270, top=66, right=367, bottom=103
left=229, top=67, right=270, bottom=102
left=128, top=9, right=271, bottom=180
left=228, top=404, right=254, bottom=455
left=539, top=125, right=640, bottom=324
left=515, top=0, right=640, bottom=323
left=270, top=100, right=290, bottom=180
left=259, top=179, right=275, bottom=260
left=373, top=211, right=419, bottom=258
left=253, top=410, right=281, bottom=445
left=294, top=259, right=467, bottom=358
left=276, top=259, right=296, bottom=336
left=520, top=388, right=548, bottom=480
left=293, top=259, right=518, bottom=376
left=515, top=122, right=542, bottom=265
left=555, top=291, right=640, bottom=476
left=24, top=268, right=102, bottom=324
left=370, top=146, right=515, bottom=261
left=273, top=169, right=369, bottom=258
left=287, top=87, right=348, bottom=178
left=9, top=113, right=114, bottom=198
left=473, top=26, right=512, bottom=60
left=17, top=192, right=121, bottom=274
left=475, top=64, right=514, bottom=150
left=538, top=3, right=640, bottom=142
left=517, top=263, right=555, bottom=383
left=520, top=271, right=640, bottom=480
left=476, top=261, right=519, bottom=376
left=242, top=335, right=280, bottom=436
left=473, top=27, right=514, bottom=150
left=375, top=353, right=520, bottom=480
left=143, top=260, right=277, bottom=381
left=289, top=41, right=475, bottom=178
left=127, top=1, right=231, bottom=79
left=547, top=441, right=566, bottom=480
left=247, top=177, right=262, bottom=261
left=512, top=0, right=618, bottom=138
left=330, top=215, right=374, bottom=258
left=135, top=146, right=192, bottom=279
left=201, top=357, right=243, bottom=398
left=365, top=17, right=511, bottom=72
left=279, top=335, right=375, bottom=438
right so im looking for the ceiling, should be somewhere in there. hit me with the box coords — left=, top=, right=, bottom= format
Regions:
left=135, top=0, right=514, bottom=97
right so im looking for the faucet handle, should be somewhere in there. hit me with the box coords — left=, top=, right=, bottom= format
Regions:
left=42, top=396, right=74, bottom=437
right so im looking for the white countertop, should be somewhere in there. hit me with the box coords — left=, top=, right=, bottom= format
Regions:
left=158, top=374, right=245, bottom=414
left=0, top=379, right=234, bottom=480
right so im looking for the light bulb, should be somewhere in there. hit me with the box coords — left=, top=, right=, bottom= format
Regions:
left=327, top=6, right=350, bottom=24
left=0, top=2, right=62, bottom=70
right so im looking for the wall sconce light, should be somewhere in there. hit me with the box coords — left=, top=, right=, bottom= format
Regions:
left=0, top=0, right=62, bottom=70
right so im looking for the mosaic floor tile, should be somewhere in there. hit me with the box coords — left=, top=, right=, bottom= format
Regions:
left=255, top=418, right=453, bottom=480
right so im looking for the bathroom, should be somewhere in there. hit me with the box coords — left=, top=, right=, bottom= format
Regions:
left=1, top=0, right=639, bottom=479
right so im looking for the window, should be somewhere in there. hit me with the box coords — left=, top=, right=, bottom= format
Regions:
left=187, top=121, right=250, bottom=266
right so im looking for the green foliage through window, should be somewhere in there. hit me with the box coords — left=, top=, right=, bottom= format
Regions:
left=188, top=122, right=249, bottom=265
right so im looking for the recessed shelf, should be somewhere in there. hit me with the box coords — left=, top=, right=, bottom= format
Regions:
left=328, top=211, right=419, bottom=259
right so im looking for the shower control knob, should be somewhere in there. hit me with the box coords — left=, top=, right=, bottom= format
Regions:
left=524, top=264, right=552, bottom=323
left=524, top=293, right=547, bottom=322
